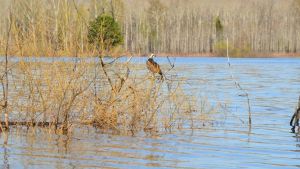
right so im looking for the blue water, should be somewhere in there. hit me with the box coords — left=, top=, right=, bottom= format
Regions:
left=0, top=57, right=300, bottom=168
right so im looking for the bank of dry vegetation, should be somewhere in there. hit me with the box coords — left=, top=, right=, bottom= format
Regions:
left=1, top=0, right=300, bottom=57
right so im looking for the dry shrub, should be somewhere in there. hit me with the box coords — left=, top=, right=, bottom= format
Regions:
left=1, top=56, right=219, bottom=135
left=10, top=59, right=91, bottom=130
left=87, top=59, right=199, bottom=134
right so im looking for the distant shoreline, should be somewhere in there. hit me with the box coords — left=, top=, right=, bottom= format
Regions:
left=132, top=52, right=300, bottom=58
left=2, top=52, right=300, bottom=58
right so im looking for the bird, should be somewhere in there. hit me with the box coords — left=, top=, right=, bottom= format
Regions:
left=146, top=54, right=163, bottom=80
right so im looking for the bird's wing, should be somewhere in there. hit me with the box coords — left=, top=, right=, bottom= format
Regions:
left=146, top=59, right=161, bottom=74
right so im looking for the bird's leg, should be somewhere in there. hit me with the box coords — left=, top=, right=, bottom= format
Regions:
left=151, top=73, right=155, bottom=79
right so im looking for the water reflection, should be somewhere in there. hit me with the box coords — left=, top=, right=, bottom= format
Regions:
left=2, top=131, right=9, bottom=169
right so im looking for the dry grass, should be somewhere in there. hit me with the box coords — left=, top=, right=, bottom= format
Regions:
left=0, top=0, right=298, bottom=57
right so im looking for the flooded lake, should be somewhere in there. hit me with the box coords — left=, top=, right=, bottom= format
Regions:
left=1, top=57, right=300, bottom=168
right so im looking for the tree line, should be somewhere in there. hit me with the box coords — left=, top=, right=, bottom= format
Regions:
left=0, top=0, right=300, bottom=57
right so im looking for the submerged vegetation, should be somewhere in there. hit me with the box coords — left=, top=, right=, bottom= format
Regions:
left=0, top=57, right=222, bottom=135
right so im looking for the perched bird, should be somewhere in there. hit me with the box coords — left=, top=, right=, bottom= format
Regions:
left=146, top=54, right=163, bottom=80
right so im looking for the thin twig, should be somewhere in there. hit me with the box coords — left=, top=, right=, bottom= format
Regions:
left=99, top=55, right=114, bottom=92
left=226, top=37, right=252, bottom=126
left=2, top=9, right=13, bottom=130
left=71, top=0, right=89, bottom=28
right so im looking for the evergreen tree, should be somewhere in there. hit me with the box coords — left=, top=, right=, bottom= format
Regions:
left=88, top=14, right=123, bottom=52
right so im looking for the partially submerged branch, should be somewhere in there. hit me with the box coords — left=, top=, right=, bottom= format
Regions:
left=226, top=37, right=252, bottom=127
left=2, top=9, right=13, bottom=131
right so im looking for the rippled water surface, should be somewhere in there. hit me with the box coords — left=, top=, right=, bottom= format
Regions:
left=1, top=57, right=300, bottom=169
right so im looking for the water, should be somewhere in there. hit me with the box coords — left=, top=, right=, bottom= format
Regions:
left=1, top=57, right=300, bottom=168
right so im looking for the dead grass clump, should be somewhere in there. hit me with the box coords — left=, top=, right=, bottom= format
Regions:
left=92, top=103, right=118, bottom=130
